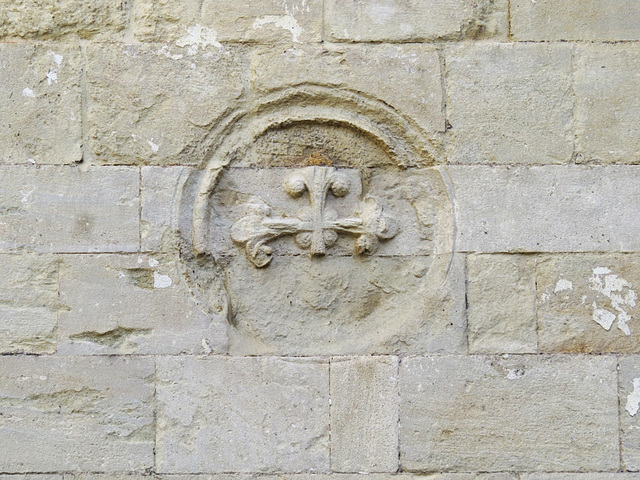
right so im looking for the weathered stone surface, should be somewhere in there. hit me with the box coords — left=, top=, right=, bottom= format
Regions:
left=326, top=0, right=507, bottom=42
left=58, top=254, right=227, bottom=355
left=0, top=44, right=81, bottom=164
left=0, top=254, right=60, bottom=353
left=620, top=356, right=640, bottom=471
left=450, top=166, right=640, bottom=253
left=445, top=43, right=573, bottom=165
left=226, top=254, right=465, bottom=356
left=0, top=476, right=63, bottom=480
left=134, top=0, right=322, bottom=43
left=467, top=254, right=537, bottom=353
left=0, top=356, right=154, bottom=472
left=141, top=166, right=192, bottom=252
left=66, top=475, right=517, bottom=480
left=400, top=355, right=619, bottom=472
left=537, top=254, right=640, bottom=353
left=0, top=0, right=126, bottom=39
left=331, top=356, right=399, bottom=472
left=511, top=0, right=640, bottom=41
left=87, top=43, right=247, bottom=165
left=522, top=476, right=640, bottom=480
left=251, top=44, right=444, bottom=136
left=0, top=166, right=139, bottom=253
left=575, top=45, right=640, bottom=164
left=156, top=356, right=329, bottom=473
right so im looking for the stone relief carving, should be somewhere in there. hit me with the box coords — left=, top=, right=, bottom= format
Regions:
left=230, top=161, right=398, bottom=267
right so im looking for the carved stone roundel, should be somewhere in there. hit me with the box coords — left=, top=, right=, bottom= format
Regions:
left=178, top=85, right=456, bottom=355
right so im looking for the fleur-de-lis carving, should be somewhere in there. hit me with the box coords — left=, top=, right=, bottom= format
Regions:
left=230, top=164, right=398, bottom=267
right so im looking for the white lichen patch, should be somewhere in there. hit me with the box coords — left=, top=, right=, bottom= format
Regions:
left=153, top=272, right=172, bottom=289
left=626, top=378, right=640, bottom=416
left=176, top=25, right=223, bottom=55
left=589, top=267, right=637, bottom=335
left=253, top=15, right=303, bottom=42
left=555, top=278, right=573, bottom=293
left=22, top=87, right=35, bottom=98
left=46, top=51, right=63, bottom=85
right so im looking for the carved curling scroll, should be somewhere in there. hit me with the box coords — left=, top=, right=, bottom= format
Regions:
left=230, top=164, right=399, bottom=267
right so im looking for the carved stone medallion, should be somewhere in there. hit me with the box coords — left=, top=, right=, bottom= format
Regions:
left=177, top=85, right=457, bottom=355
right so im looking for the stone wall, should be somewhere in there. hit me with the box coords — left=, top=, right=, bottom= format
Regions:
left=1, top=0, right=640, bottom=478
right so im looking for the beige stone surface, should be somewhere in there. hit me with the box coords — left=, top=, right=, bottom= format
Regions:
left=0, top=44, right=81, bottom=164
left=251, top=44, right=444, bottom=137
left=330, top=356, right=399, bottom=472
left=0, top=0, right=126, bottom=39
left=66, top=475, right=517, bottom=480
left=620, top=356, right=640, bottom=471
left=156, top=356, right=330, bottom=473
left=522, top=475, right=640, bottom=480
left=445, top=43, right=573, bottom=165
left=400, top=355, right=619, bottom=472
left=0, top=356, right=154, bottom=472
left=0, top=254, right=61, bottom=353
left=450, top=166, right=640, bottom=253
left=575, top=45, right=640, bottom=164
left=0, top=166, right=139, bottom=253
left=326, top=0, right=507, bottom=42
left=87, top=43, right=247, bottom=166
left=511, top=0, right=640, bottom=41
left=227, top=254, right=465, bottom=356
left=58, top=254, right=227, bottom=355
left=0, top=476, right=63, bottom=480
left=467, top=254, right=537, bottom=353
left=134, top=0, right=322, bottom=43
left=537, top=254, right=640, bottom=353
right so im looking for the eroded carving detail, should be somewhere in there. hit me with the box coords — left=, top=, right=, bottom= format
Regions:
left=230, top=164, right=398, bottom=267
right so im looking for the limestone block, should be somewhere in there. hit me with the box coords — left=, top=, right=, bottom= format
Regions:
left=537, top=254, right=640, bottom=353
left=133, top=0, right=322, bottom=43
left=575, top=45, right=640, bottom=164
left=511, top=0, right=640, bottom=41
left=400, top=355, right=619, bottom=472
left=58, top=254, right=227, bottom=354
left=445, top=43, right=573, bottom=164
left=330, top=356, right=399, bottom=472
left=227, top=254, right=465, bottom=356
left=0, top=0, right=126, bottom=39
left=467, top=254, right=537, bottom=353
left=87, top=43, right=247, bottom=165
left=0, top=166, right=139, bottom=253
left=0, top=476, right=63, bottom=480
left=449, top=166, right=640, bottom=253
left=66, top=476, right=517, bottom=480
left=141, top=166, right=192, bottom=252
left=0, top=44, right=81, bottom=164
left=326, top=0, right=507, bottom=42
left=522, top=475, right=640, bottom=480
left=251, top=44, right=444, bottom=136
left=620, top=356, right=640, bottom=471
left=0, top=356, right=154, bottom=472
left=0, top=254, right=61, bottom=353
left=156, top=356, right=329, bottom=473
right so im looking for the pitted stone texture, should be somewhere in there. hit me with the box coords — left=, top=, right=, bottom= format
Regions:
left=227, top=255, right=465, bottom=356
left=0, top=476, right=63, bottom=480
left=0, top=166, right=139, bottom=253
left=0, top=44, right=81, bottom=164
left=0, top=0, right=125, bottom=39
left=467, top=255, right=537, bottom=354
left=575, top=45, right=640, bottom=165
left=446, top=43, right=573, bottom=165
left=156, top=356, right=329, bottom=473
left=251, top=44, right=444, bottom=137
left=331, top=356, right=399, bottom=473
left=400, top=355, right=619, bottom=472
left=326, top=0, right=507, bottom=42
left=58, top=254, right=227, bottom=355
left=142, top=166, right=192, bottom=252
left=450, top=166, right=640, bottom=253
left=134, top=0, right=322, bottom=43
left=620, top=356, right=640, bottom=471
left=537, top=255, right=640, bottom=353
left=511, top=0, right=640, bottom=41
left=66, top=475, right=518, bottom=480
left=87, top=43, right=247, bottom=166
left=522, top=476, right=640, bottom=480
left=0, top=254, right=60, bottom=353
left=0, top=356, right=154, bottom=472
